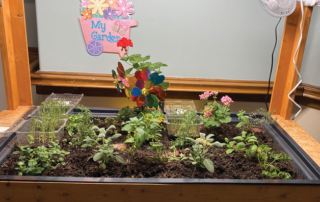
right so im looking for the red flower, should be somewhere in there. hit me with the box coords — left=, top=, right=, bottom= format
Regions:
left=117, top=37, right=133, bottom=49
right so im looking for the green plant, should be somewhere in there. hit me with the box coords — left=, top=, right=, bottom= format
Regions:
left=199, top=92, right=233, bottom=130
left=147, top=142, right=166, bottom=163
left=82, top=125, right=118, bottom=148
left=122, top=112, right=164, bottom=156
left=257, top=145, right=292, bottom=180
left=236, top=109, right=276, bottom=133
left=13, top=140, right=69, bottom=176
left=27, top=99, right=69, bottom=144
left=85, top=126, right=125, bottom=170
left=167, top=144, right=182, bottom=162
left=116, top=106, right=136, bottom=121
left=182, top=133, right=223, bottom=173
left=222, top=131, right=259, bottom=157
left=66, top=105, right=94, bottom=148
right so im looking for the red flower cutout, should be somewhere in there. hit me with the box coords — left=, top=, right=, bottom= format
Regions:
left=117, top=37, right=133, bottom=49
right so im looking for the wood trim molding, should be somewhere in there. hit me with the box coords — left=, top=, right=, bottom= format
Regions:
left=31, top=69, right=305, bottom=95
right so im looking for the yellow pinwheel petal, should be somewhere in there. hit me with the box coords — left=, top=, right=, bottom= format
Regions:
left=88, top=4, right=95, bottom=8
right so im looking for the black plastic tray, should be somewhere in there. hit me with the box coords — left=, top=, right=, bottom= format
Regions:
left=1, top=108, right=320, bottom=184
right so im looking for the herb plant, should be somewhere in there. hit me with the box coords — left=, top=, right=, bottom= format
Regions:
left=147, top=142, right=166, bottom=163
left=85, top=126, right=125, bottom=169
left=116, top=106, right=136, bottom=121
left=182, top=133, right=223, bottom=173
left=122, top=112, right=164, bottom=156
left=66, top=105, right=94, bottom=148
left=13, top=140, right=69, bottom=176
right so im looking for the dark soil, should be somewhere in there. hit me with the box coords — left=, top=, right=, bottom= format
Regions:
left=0, top=120, right=302, bottom=180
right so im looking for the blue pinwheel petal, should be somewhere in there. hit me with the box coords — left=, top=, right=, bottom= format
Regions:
left=132, top=87, right=142, bottom=97
left=149, top=73, right=165, bottom=86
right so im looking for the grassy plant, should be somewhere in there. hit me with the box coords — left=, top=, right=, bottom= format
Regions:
left=13, top=140, right=70, bottom=176
left=27, top=99, right=69, bottom=144
left=167, top=107, right=200, bottom=138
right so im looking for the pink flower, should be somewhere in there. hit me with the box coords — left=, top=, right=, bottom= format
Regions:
left=204, top=91, right=211, bottom=98
left=81, top=0, right=92, bottom=7
left=199, top=94, right=206, bottom=100
left=211, top=91, right=218, bottom=95
left=221, top=95, right=233, bottom=105
left=203, top=115, right=207, bottom=118
left=114, top=0, right=134, bottom=19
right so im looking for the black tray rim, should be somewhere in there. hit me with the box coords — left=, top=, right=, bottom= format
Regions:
left=0, top=108, right=320, bottom=185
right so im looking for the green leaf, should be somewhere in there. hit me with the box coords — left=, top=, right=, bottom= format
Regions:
left=125, top=68, right=133, bottom=75
left=115, top=155, right=126, bottom=164
left=124, top=137, right=134, bottom=143
left=17, top=161, right=24, bottom=166
left=12, top=151, right=21, bottom=155
left=203, top=159, right=214, bottom=173
left=248, top=145, right=257, bottom=157
left=121, top=124, right=134, bottom=132
left=93, top=153, right=103, bottom=162
left=219, top=116, right=232, bottom=123
left=156, top=82, right=170, bottom=91
left=133, top=63, right=140, bottom=69
left=136, top=127, right=144, bottom=135
left=18, top=172, right=23, bottom=176
left=99, top=163, right=106, bottom=170
left=120, top=57, right=129, bottom=62
left=236, top=122, right=245, bottom=128
left=211, top=141, right=223, bottom=148
left=226, top=149, right=234, bottom=154
left=235, top=142, right=246, bottom=152
left=233, top=136, right=244, bottom=141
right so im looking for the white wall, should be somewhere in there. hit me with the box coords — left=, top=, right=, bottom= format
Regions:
left=35, top=0, right=286, bottom=81
left=301, top=8, right=320, bottom=86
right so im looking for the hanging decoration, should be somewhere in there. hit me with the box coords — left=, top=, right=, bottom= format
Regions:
left=79, top=0, right=137, bottom=57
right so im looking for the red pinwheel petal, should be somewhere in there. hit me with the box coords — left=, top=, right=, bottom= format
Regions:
left=149, top=87, right=166, bottom=101
left=132, top=95, right=138, bottom=101
left=141, top=68, right=149, bottom=82
left=132, top=95, right=145, bottom=107
left=135, top=71, right=143, bottom=80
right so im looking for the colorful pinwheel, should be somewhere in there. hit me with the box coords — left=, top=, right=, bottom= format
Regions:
left=131, top=68, right=166, bottom=108
left=112, top=62, right=129, bottom=92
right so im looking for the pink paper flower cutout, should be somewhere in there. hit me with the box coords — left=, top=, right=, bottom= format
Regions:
left=81, top=0, right=92, bottom=7
left=221, top=95, right=233, bottom=106
left=114, top=0, right=134, bottom=19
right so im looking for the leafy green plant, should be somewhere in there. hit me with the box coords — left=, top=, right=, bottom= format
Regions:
left=66, top=105, right=94, bottom=148
left=257, top=145, right=292, bottom=179
left=221, top=138, right=236, bottom=154
left=147, top=142, right=166, bottom=163
left=13, top=140, right=70, bottom=176
left=122, top=112, right=164, bottom=156
left=222, top=131, right=259, bottom=157
left=116, top=106, right=136, bottom=121
left=120, top=54, right=168, bottom=76
left=236, top=109, right=276, bottom=133
left=182, top=133, right=223, bottom=173
left=85, top=126, right=125, bottom=170
left=199, top=92, right=233, bottom=130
